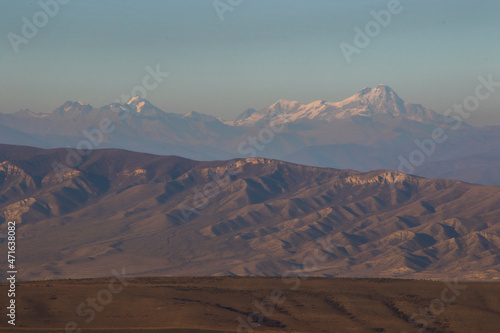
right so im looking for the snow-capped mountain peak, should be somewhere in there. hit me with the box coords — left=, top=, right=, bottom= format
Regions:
left=182, top=111, right=218, bottom=121
left=123, top=96, right=165, bottom=115
left=333, top=84, right=406, bottom=118
left=270, top=99, right=301, bottom=111
left=126, top=96, right=144, bottom=105
left=126, top=96, right=148, bottom=113
left=230, top=85, right=440, bottom=126
left=338, top=85, right=400, bottom=106
left=51, top=101, right=93, bottom=115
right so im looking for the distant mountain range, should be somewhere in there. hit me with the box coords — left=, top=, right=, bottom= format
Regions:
left=1, top=145, right=499, bottom=280
left=228, top=85, right=444, bottom=126
left=1, top=85, right=500, bottom=185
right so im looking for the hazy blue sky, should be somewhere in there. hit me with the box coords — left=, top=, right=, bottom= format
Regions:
left=1, top=0, right=499, bottom=125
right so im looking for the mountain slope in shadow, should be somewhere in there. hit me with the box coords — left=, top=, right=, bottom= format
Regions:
left=0, top=144, right=499, bottom=280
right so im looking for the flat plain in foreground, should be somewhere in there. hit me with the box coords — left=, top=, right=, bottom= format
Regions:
left=1, top=277, right=499, bottom=333
left=0, top=330, right=226, bottom=333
